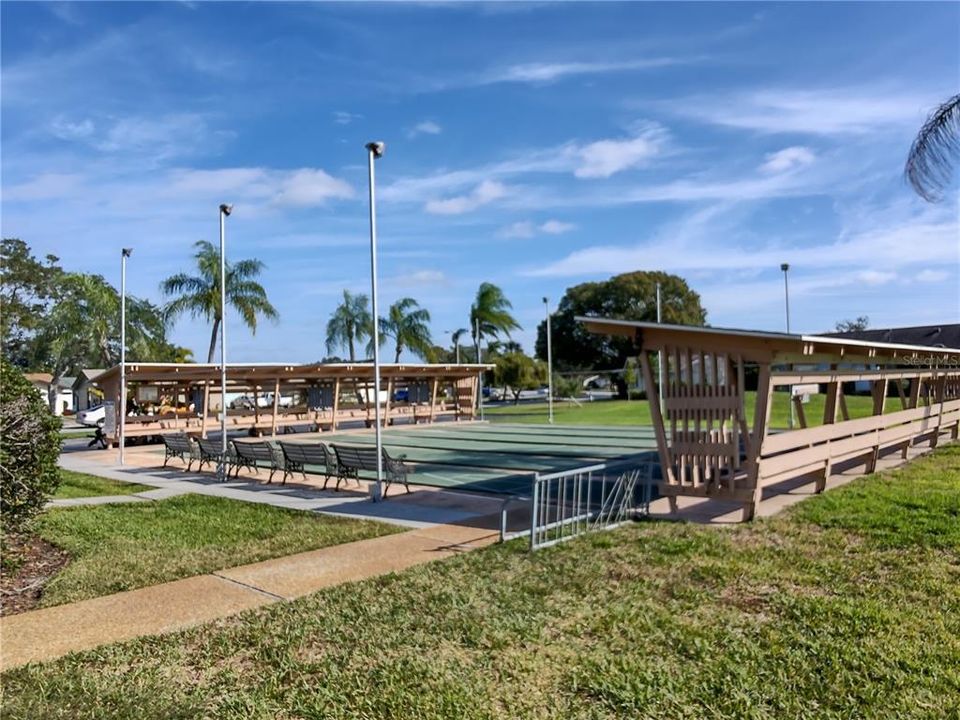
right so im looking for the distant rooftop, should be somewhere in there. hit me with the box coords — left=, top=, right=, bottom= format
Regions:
left=823, top=324, right=960, bottom=349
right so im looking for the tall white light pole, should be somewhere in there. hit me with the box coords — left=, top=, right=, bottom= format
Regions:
left=218, top=203, right=233, bottom=481
left=543, top=297, right=554, bottom=424
left=781, top=262, right=794, bottom=429
left=780, top=263, right=791, bottom=334
left=366, top=141, right=385, bottom=502
left=119, top=248, right=132, bottom=465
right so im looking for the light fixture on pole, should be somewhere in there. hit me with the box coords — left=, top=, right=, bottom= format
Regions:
left=119, top=248, right=132, bottom=466
left=218, top=203, right=232, bottom=481
left=543, top=297, right=554, bottom=424
left=365, top=141, right=385, bottom=502
left=780, top=262, right=794, bottom=429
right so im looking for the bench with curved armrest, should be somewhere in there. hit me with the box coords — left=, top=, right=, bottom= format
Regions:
left=277, top=441, right=341, bottom=488
left=196, top=437, right=238, bottom=479
left=161, top=433, right=199, bottom=470
left=332, top=444, right=413, bottom=497
left=232, top=440, right=285, bottom=483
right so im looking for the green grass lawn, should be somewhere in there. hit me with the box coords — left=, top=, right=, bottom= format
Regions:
left=488, top=392, right=900, bottom=429
left=5, top=446, right=958, bottom=719
left=31, top=495, right=401, bottom=608
left=53, top=470, right=153, bottom=499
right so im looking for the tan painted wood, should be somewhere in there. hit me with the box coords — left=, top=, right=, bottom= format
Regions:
left=429, top=378, right=439, bottom=422
left=383, top=377, right=394, bottom=427
left=640, top=351, right=675, bottom=485
left=793, top=395, right=807, bottom=429
left=201, top=382, right=210, bottom=438
left=270, top=378, right=280, bottom=437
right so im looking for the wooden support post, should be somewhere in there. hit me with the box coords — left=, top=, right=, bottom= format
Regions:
left=792, top=395, right=807, bottom=429
left=270, top=378, right=280, bottom=437
left=895, top=379, right=908, bottom=410
left=383, top=377, right=393, bottom=427
left=640, top=351, right=675, bottom=488
left=253, top=387, right=260, bottom=428
left=871, top=379, right=886, bottom=416
left=201, top=382, right=210, bottom=438
left=429, top=377, right=439, bottom=423
left=838, top=386, right=850, bottom=422
left=743, top=363, right=773, bottom=522
left=908, top=377, right=921, bottom=409
left=329, top=378, right=340, bottom=431
left=823, top=381, right=839, bottom=425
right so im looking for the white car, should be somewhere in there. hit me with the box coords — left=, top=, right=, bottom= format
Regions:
left=76, top=404, right=106, bottom=427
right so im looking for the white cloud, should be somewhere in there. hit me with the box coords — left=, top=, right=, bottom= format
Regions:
left=333, top=111, right=362, bottom=125
left=272, top=168, right=355, bottom=206
left=391, top=269, right=448, bottom=287
left=575, top=126, right=667, bottom=178
left=915, top=269, right=949, bottom=283
left=407, top=120, right=442, bottom=138
left=480, top=57, right=694, bottom=85
left=49, top=117, right=95, bottom=140
left=3, top=173, right=83, bottom=201
left=856, top=269, right=896, bottom=285
left=425, top=180, right=506, bottom=215
left=661, top=87, right=936, bottom=136
left=540, top=219, right=576, bottom=234
left=499, top=219, right=576, bottom=238
left=759, top=146, right=816, bottom=174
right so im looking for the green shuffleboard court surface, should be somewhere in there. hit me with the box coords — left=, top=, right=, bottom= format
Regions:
left=283, top=422, right=658, bottom=494
left=143, top=422, right=657, bottom=496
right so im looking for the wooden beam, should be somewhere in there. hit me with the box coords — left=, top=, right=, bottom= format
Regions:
left=383, top=377, right=394, bottom=427
left=640, top=351, right=675, bottom=486
left=270, top=378, right=280, bottom=437
left=201, top=382, right=210, bottom=438
left=429, top=378, right=439, bottom=423
left=744, top=363, right=773, bottom=521
left=331, top=378, right=340, bottom=431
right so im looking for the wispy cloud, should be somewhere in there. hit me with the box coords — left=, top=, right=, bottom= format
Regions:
left=575, top=124, right=667, bottom=178
left=499, top=219, right=576, bottom=238
left=271, top=169, right=356, bottom=206
left=477, top=57, right=697, bottom=86
left=333, top=111, right=363, bottom=125
left=759, top=146, right=816, bottom=174
left=657, top=87, right=937, bottom=136
left=407, top=120, right=442, bottom=138
left=425, top=180, right=506, bottom=215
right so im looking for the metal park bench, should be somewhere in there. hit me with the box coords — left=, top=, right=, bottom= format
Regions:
left=332, top=444, right=413, bottom=497
left=278, top=441, right=341, bottom=488
left=196, top=437, right=238, bottom=479
left=161, top=433, right=199, bottom=470
left=232, top=440, right=285, bottom=483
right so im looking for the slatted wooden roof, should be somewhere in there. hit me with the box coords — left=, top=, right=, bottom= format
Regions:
left=577, top=318, right=960, bottom=365
left=96, top=362, right=493, bottom=386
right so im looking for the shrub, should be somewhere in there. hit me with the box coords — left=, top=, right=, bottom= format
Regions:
left=0, top=358, right=62, bottom=531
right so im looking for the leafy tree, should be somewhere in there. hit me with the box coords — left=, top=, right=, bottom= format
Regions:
left=326, top=290, right=372, bottom=362
left=0, top=238, right=63, bottom=367
left=380, top=297, right=432, bottom=363
left=905, top=93, right=960, bottom=202
left=160, top=240, right=279, bottom=363
left=469, top=282, right=521, bottom=347
left=536, top=271, right=707, bottom=395
left=494, top=352, right=546, bottom=404
left=0, top=358, right=62, bottom=532
left=835, top=316, right=870, bottom=333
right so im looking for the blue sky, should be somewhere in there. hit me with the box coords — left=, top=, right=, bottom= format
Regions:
left=3, top=1, right=958, bottom=362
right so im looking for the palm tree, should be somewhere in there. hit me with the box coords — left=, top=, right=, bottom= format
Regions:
left=380, top=297, right=432, bottom=363
left=470, top=282, right=521, bottom=347
left=326, top=290, right=372, bottom=362
left=450, top=327, right=468, bottom=363
left=905, top=93, right=960, bottom=202
left=161, top=240, right=279, bottom=363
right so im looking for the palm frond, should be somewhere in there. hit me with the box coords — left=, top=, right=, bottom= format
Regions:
left=906, top=94, right=960, bottom=202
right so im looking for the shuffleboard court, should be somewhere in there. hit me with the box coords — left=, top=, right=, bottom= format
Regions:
left=285, top=422, right=657, bottom=494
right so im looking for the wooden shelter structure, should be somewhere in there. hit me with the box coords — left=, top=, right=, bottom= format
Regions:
left=97, top=362, right=491, bottom=443
left=580, top=318, right=960, bottom=521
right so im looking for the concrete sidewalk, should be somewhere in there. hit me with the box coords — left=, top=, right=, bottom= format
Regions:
left=0, top=521, right=499, bottom=671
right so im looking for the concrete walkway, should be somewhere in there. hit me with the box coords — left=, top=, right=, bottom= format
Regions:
left=1, top=521, right=499, bottom=671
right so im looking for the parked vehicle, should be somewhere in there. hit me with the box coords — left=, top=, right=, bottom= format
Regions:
left=76, top=404, right=106, bottom=427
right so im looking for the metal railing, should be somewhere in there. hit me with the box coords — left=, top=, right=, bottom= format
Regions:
left=500, top=458, right=656, bottom=551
